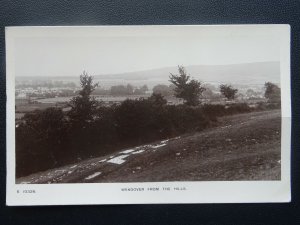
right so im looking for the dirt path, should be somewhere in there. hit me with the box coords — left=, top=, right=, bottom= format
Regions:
left=17, top=109, right=281, bottom=184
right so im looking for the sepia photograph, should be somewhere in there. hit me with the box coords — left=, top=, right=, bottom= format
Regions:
left=6, top=25, right=291, bottom=205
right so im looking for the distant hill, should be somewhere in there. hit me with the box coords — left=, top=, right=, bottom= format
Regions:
left=93, top=61, right=280, bottom=84
left=16, top=61, right=280, bottom=88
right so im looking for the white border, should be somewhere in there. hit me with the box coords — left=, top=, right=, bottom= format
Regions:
left=6, top=25, right=291, bottom=205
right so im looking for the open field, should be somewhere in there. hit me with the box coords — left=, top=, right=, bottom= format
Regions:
left=15, top=95, right=151, bottom=117
left=17, top=109, right=281, bottom=184
left=16, top=103, right=57, bottom=112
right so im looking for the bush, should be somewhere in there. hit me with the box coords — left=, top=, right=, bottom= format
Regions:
left=166, top=105, right=210, bottom=134
left=201, top=104, right=226, bottom=121
left=114, top=94, right=170, bottom=144
left=201, top=103, right=251, bottom=120
left=266, top=102, right=281, bottom=109
left=256, top=102, right=268, bottom=111
left=115, top=99, right=154, bottom=142
left=256, top=102, right=281, bottom=110
left=225, top=103, right=251, bottom=114
left=16, top=108, right=70, bottom=177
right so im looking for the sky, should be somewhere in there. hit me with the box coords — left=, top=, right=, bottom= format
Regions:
left=14, top=28, right=280, bottom=77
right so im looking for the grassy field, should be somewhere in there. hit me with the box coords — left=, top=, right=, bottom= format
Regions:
left=15, top=95, right=151, bottom=118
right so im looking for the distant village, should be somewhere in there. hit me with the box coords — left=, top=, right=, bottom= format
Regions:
left=16, top=78, right=265, bottom=105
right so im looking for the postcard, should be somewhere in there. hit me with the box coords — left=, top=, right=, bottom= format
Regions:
left=6, top=25, right=291, bottom=205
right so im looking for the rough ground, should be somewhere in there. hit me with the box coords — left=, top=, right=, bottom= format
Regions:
left=17, top=109, right=281, bottom=184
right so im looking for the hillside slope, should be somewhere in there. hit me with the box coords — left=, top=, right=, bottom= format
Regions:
left=17, top=109, right=281, bottom=184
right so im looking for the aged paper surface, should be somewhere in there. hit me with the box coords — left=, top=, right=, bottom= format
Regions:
left=6, top=25, right=291, bottom=205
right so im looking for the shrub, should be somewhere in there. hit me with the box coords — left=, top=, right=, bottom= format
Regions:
left=201, top=104, right=226, bottom=121
left=225, top=103, right=251, bottom=114
left=264, top=82, right=281, bottom=103
left=266, top=102, right=281, bottom=109
left=16, top=108, right=70, bottom=177
left=165, top=105, right=210, bottom=134
left=114, top=94, right=170, bottom=144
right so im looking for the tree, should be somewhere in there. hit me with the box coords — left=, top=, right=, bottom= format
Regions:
left=148, top=93, right=167, bottom=107
left=219, top=84, right=238, bottom=100
left=126, top=84, right=134, bottom=95
left=110, top=84, right=135, bottom=95
left=133, top=85, right=148, bottom=95
left=202, top=88, right=214, bottom=99
left=169, top=66, right=205, bottom=106
left=152, top=84, right=173, bottom=97
left=110, top=85, right=128, bottom=95
left=67, top=71, right=99, bottom=159
left=246, top=89, right=256, bottom=98
left=141, top=84, right=148, bottom=93
left=264, top=82, right=280, bottom=103
left=68, top=71, right=99, bottom=124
